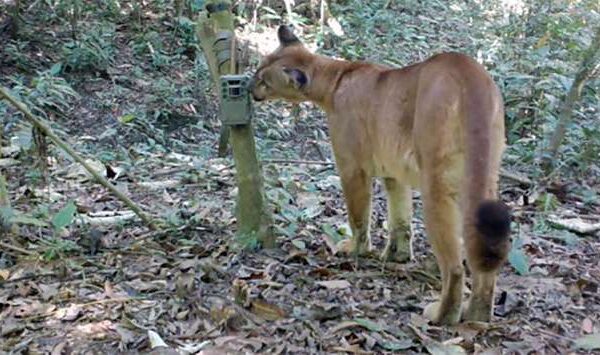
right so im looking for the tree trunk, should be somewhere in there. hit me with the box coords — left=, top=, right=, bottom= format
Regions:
left=544, top=27, right=600, bottom=172
left=8, top=0, right=22, bottom=39
left=196, top=0, right=273, bottom=248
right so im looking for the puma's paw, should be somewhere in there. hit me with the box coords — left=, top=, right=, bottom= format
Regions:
left=380, top=239, right=412, bottom=263
left=336, top=238, right=372, bottom=257
left=423, top=301, right=461, bottom=325
left=462, top=298, right=492, bottom=323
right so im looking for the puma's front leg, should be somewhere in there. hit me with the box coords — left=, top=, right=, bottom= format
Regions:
left=381, top=178, right=413, bottom=263
left=336, top=169, right=373, bottom=257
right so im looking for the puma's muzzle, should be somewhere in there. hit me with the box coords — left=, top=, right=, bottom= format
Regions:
left=248, top=76, right=265, bottom=101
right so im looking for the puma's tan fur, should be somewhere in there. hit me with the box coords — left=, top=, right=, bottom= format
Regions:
left=251, top=26, right=511, bottom=324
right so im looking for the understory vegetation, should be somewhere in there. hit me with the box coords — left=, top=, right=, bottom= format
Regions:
left=0, top=0, right=599, bottom=353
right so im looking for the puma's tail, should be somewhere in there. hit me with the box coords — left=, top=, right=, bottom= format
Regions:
left=473, top=200, right=511, bottom=271
left=461, top=59, right=512, bottom=272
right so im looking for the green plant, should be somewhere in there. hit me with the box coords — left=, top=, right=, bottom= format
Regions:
left=6, top=68, right=78, bottom=120
left=62, top=24, right=116, bottom=72
left=38, top=200, right=81, bottom=260
left=3, top=41, right=31, bottom=70
left=508, top=235, right=529, bottom=275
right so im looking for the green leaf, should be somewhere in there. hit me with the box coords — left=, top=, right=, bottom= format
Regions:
left=0, top=206, right=15, bottom=223
left=353, top=318, right=382, bottom=332
left=574, top=333, right=600, bottom=350
left=322, top=224, right=343, bottom=243
left=50, top=63, right=63, bottom=76
left=51, top=201, right=77, bottom=230
left=118, top=114, right=136, bottom=124
left=291, top=239, right=306, bottom=250
left=190, top=0, right=204, bottom=12
left=380, top=339, right=414, bottom=351
left=508, top=246, right=529, bottom=275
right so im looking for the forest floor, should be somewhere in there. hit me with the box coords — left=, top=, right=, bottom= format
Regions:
left=1, top=1, right=600, bottom=354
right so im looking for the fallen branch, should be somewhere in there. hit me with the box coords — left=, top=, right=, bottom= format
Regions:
left=263, top=158, right=335, bottom=166
left=547, top=215, right=600, bottom=235
left=499, top=168, right=533, bottom=186
left=0, top=86, right=158, bottom=230
left=79, top=211, right=137, bottom=226
left=0, top=241, right=37, bottom=256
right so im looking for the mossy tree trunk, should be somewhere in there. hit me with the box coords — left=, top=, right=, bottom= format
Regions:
left=196, top=0, right=273, bottom=248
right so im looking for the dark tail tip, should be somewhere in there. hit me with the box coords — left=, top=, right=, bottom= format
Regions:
left=475, top=200, right=511, bottom=271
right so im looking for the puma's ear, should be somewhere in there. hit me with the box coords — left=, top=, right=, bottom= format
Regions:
left=277, top=25, right=300, bottom=46
left=284, top=68, right=308, bottom=88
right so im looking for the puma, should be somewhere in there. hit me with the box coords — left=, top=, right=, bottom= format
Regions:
left=250, top=25, right=511, bottom=325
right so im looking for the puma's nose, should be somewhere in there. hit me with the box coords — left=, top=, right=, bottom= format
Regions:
left=248, top=77, right=264, bottom=101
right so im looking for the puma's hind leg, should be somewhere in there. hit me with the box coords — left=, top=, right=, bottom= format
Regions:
left=463, top=271, right=497, bottom=322
left=336, top=169, right=373, bottom=257
left=381, top=178, right=413, bottom=263
left=420, top=168, right=464, bottom=325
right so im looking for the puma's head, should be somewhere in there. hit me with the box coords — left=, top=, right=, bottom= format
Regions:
left=250, top=25, right=312, bottom=103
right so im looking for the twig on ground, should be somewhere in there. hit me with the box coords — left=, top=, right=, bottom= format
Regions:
left=499, top=168, right=532, bottom=186
left=263, top=158, right=335, bottom=166
left=0, top=241, right=37, bottom=256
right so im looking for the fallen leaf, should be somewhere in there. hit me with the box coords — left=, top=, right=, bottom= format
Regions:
left=291, top=239, right=306, bottom=250
left=56, top=304, right=82, bottom=321
left=316, top=279, right=351, bottom=290
left=426, top=341, right=467, bottom=355
left=574, top=333, right=600, bottom=350
left=148, top=329, right=168, bottom=349
left=250, top=299, right=286, bottom=321
left=51, top=341, right=68, bottom=355
left=37, top=283, right=59, bottom=301
left=508, top=247, right=529, bottom=275
left=582, top=318, right=594, bottom=334
left=116, top=325, right=137, bottom=345
left=353, top=318, right=382, bottom=332
left=75, top=320, right=114, bottom=339
left=0, top=317, right=25, bottom=337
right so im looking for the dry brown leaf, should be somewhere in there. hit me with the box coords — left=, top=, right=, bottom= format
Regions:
left=115, top=325, right=137, bottom=345
left=75, top=320, right=114, bottom=339
left=325, top=320, right=362, bottom=336
left=0, top=317, right=25, bottom=337
left=13, top=301, right=55, bottom=318
left=582, top=318, right=594, bottom=334
left=250, top=299, right=286, bottom=321
left=51, top=341, right=68, bottom=355
left=36, top=283, right=59, bottom=301
left=56, top=304, right=82, bottom=321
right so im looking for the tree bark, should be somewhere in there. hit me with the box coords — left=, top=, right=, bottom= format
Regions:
left=544, top=27, right=600, bottom=171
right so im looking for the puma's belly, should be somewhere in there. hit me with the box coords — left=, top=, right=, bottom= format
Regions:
left=372, top=147, right=420, bottom=187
